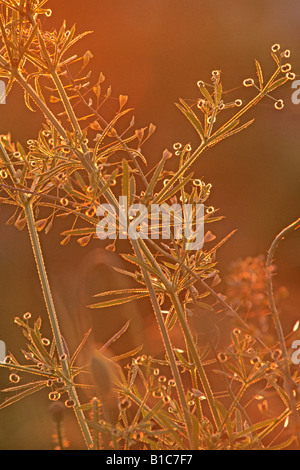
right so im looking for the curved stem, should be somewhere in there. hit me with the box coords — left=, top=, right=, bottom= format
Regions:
left=266, top=218, right=300, bottom=446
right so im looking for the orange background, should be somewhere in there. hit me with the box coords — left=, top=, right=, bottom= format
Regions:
left=0, top=0, right=299, bottom=449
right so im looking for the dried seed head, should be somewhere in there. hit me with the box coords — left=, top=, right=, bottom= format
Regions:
left=217, top=352, right=228, bottom=363
left=0, top=170, right=8, bottom=179
left=282, top=49, right=291, bottom=58
left=9, top=373, right=20, bottom=383
left=250, top=356, right=260, bottom=364
left=235, top=99, right=243, bottom=107
left=206, top=206, right=215, bottom=214
left=162, top=149, right=172, bottom=159
left=23, top=312, right=31, bottom=320
left=197, top=99, right=205, bottom=109
left=271, top=349, right=282, bottom=360
left=77, top=235, right=92, bottom=247
left=14, top=218, right=27, bottom=231
left=85, top=207, right=96, bottom=217
left=42, top=338, right=50, bottom=346
left=286, top=72, right=295, bottom=80
left=173, top=142, right=182, bottom=150
left=119, top=398, right=131, bottom=410
left=274, top=99, right=284, bottom=110
left=48, top=392, right=61, bottom=401
left=65, top=399, right=75, bottom=408
left=168, top=379, right=176, bottom=387
left=281, top=64, right=291, bottom=72
left=243, top=78, right=254, bottom=87
left=207, top=115, right=216, bottom=124
left=153, top=368, right=159, bottom=376
left=271, top=44, right=280, bottom=52
left=158, top=376, right=167, bottom=383
left=60, top=198, right=69, bottom=207
left=197, top=80, right=205, bottom=88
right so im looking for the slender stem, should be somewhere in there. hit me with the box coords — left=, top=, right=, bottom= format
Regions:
left=169, top=290, right=221, bottom=428
left=24, top=201, right=93, bottom=449
left=56, top=422, right=65, bottom=450
left=266, top=218, right=300, bottom=446
left=133, top=239, right=194, bottom=448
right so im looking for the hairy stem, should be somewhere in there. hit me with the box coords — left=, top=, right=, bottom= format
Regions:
left=266, top=218, right=300, bottom=446
left=24, top=201, right=93, bottom=448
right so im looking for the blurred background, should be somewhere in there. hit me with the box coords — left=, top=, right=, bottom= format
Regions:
left=0, top=0, right=299, bottom=449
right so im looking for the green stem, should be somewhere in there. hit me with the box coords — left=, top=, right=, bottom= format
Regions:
left=169, top=290, right=221, bottom=428
left=24, top=201, right=93, bottom=449
left=133, top=240, right=194, bottom=448
left=266, top=218, right=300, bottom=446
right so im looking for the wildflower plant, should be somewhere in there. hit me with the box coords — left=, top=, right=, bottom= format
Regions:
left=0, top=0, right=299, bottom=450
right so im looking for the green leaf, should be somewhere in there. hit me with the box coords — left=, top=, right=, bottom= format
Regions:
left=155, top=173, right=193, bottom=205
left=266, top=77, right=288, bottom=93
left=175, top=99, right=205, bottom=142
left=24, top=90, right=36, bottom=112
left=122, top=158, right=130, bottom=205
left=268, top=435, right=295, bottom=450
left=62, top=227, right=95, bottom=237
left=142, top=155, right=167, bottom=203
left=89, top=293, right=148, bottom=309
left=174, top=348, right=191, bottom=370
left=98, top=321, right=131, bottom=354
left=197, top=84, right=214, bottom=105
left=209, top=119, right=254, bottom=147
left=215, top=400, right=234, bottom=440
left=111, top=345, right=144, bottom=362
left=129, top=175, right=136, bottom=207
left=121, top=253, right=162, bottom=278
left=255, top=59, right=264, bottom=90
left=0, top=383, right=46, bottom=410
left=71, top=328, right=92, bottom=366
left=93, top=288, right=149, bottom=298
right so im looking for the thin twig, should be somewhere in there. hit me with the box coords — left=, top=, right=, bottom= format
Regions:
left=266, top=218, right=300, bottom=446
